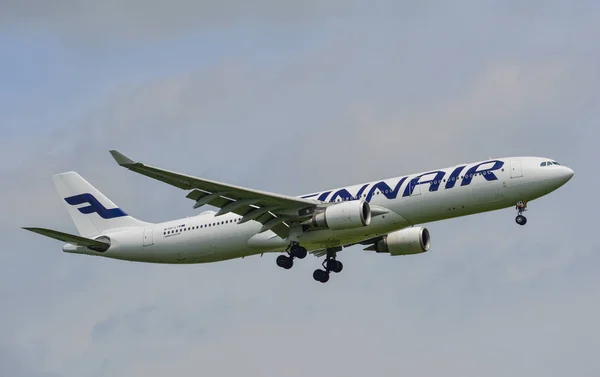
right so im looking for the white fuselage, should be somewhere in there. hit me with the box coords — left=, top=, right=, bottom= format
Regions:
left=63, top=156, right=574, bottom=263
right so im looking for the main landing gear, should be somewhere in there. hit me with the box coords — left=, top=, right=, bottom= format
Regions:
left=515, top=200, right=528, bottom=226
left=276, top=242, right=307, bottom=270
left=313, top=250, right=343, bottom=284
left=276, top=244, right=343, bottom=283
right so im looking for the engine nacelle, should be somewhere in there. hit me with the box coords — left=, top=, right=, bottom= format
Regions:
left=368, top=227, right=431, bottom=255
left=310, top=200, right=371, bottom=230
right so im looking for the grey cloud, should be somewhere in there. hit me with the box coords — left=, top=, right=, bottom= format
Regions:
left=1, top=3, right=599, bottom=376
left=249, top=60, right=583, bottom=193
left=0, top=0, right=353, bottom=39
left=0, top=344, right=58, bottom=377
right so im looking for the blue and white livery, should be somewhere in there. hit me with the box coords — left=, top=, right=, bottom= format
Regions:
left=23, top=151, right=574, bottom=283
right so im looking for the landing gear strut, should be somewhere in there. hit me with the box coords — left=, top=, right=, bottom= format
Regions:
left=515, top=200, right=528, bottom=226
left=313, top=249, right=343, bottom=283
left=276, top=242, right=307, bottom=270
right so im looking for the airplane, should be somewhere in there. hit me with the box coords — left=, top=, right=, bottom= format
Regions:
left=23, top=151, right=574, bottom=283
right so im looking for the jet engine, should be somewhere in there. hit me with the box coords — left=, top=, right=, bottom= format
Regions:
left=309, top=200, right=371, bottom=230
left=365, top=227, right=430, bottom=255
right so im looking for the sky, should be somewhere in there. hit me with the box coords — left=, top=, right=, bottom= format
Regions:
left=1, top=1, right=598, bottom=376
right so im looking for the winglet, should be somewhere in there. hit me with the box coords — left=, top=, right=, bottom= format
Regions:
left=109, top=150, right=136, bottom=167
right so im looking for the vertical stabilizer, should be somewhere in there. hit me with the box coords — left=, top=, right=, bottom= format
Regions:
left=53, top=172, right=149, bottom=237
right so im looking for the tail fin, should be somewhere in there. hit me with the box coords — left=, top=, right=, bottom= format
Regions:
left=53, top=172, right=149, bottom=237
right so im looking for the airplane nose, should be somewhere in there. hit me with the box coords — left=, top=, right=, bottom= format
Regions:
left=562, top=166, right=574, bottom=183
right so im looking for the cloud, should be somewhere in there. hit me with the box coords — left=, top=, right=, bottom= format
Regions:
left=3, top=56, right=590, bottom=377
left=0, top=0, right=349, bottom=40
left=250, top=60, right=577, bottom=192
left=0, top=344, right=59, bottom=377
left=1, top=3, right=598, bottom=376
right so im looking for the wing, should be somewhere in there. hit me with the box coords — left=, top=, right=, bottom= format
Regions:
left=109, top=150, right=319, bottom=238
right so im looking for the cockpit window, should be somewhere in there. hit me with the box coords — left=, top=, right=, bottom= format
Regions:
left=541, top=161, right=561, bottom=167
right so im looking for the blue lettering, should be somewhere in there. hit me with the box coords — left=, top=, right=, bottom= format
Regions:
left=461, top=160, right=504, bottom=186
left=445, top=166, right=466, bottom=189
left=317, top=191, right=332, bottom=201
left=366, top=177, right=408, bottom=202
left=304, top=161, right=504, bottom=204
left=403, top=171, right=446, bottom=197
left=330, top=189, right=354, bottom=202
left=355, top=184, right=369, bottom=199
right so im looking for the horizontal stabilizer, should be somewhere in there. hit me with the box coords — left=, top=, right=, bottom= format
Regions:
left=22, top=227, right=110, bottom=252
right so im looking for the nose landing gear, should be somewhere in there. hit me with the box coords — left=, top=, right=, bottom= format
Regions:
left=515, top=200, right=528, bottom=226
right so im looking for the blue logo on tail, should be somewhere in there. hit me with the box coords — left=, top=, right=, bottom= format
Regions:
left=65, top=193, right=128, bottom=219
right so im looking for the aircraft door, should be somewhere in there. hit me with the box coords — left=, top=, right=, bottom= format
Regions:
left=510, top=158, right=523, bottom=178
left=143, top=228, right=154, bottom=247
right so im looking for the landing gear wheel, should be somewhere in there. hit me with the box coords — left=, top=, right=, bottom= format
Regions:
left=313, top=269, right=330, bottom=283
left=326, top=259, right=343, bottom=273
left=276, top=255, right=293, bottom=269
left=515, top=200, right=528, bottom=226
left=332, top=260, right=343, bottom=273
left=290, top=244, right=307, bottom=259
left=326, top=259, right=337, bottom=271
